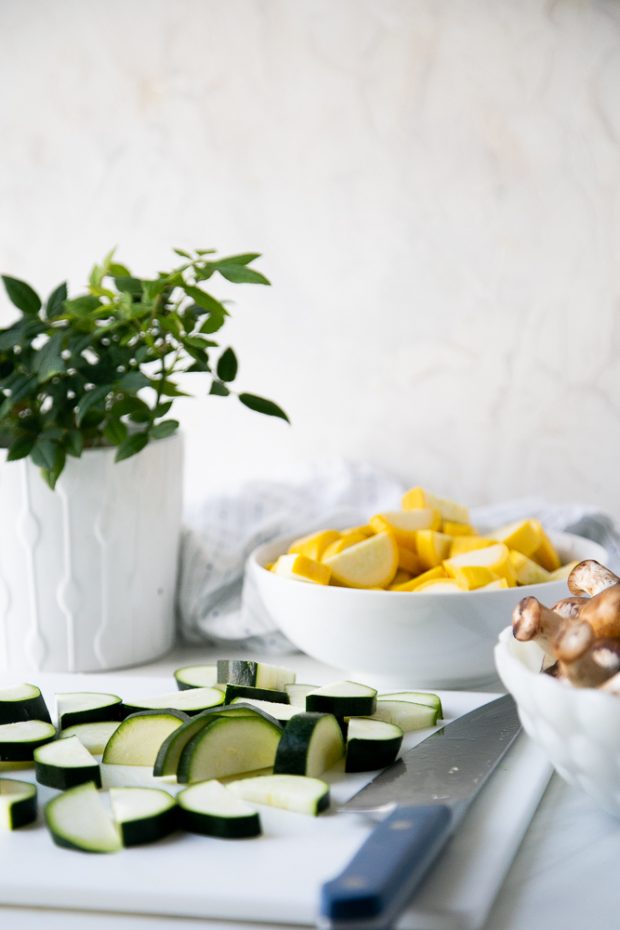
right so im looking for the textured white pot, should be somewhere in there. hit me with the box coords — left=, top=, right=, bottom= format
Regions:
left=0, top=432, right=183, bottom=673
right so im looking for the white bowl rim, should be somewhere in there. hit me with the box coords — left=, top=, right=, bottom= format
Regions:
left=249, top=530, right=608, bottom=598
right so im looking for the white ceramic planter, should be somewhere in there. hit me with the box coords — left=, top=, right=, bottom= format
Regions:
left=0, top=433, right=183, bottom=673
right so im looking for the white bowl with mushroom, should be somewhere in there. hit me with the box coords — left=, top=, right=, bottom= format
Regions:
left=495, top=628, right=620, bottom=816
left=248, top=532, right=607, bottom=690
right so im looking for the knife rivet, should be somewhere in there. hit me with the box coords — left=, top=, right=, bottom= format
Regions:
left=341, top=875, right=367, bottom=889
left=390, top=819, right=413, bottom=831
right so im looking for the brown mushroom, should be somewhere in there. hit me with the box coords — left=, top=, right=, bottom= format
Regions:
left=551, top=596, right=588, bottom=620
left=553, top=626, right=620, bottom=688
left=512, top=596, right=571, bottom=658
left=568, top=560, right=619, bottom=597
left=599, top=671, right=620, bottom=696
left=578, top=585, right=620, bottom=639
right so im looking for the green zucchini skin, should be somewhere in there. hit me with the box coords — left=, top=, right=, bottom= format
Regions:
left=35, top=760, right=101, bottom=790
left=0, top=724, right=57, bottom=762
left=178, top=806, right=261, bottom=839
left=345, top=720, right=403, bottom=773
left=153, top=714, right=218, bottom=777
left=273, top=713, right=344, bottom=777
left=224, top=684, right=290, bottom=705
left=0, top=687, right=51, bottom=726
left=174, top=665, right=218, bottom=691
left=216, top=660, right=295, bottom=691
left=0, top=778, right=38, bottom=830
left=119, top=806, right=178, bottom=846
left=57, top=697, right=124, bottom=729
left=306, top=685, right=377, bottom=718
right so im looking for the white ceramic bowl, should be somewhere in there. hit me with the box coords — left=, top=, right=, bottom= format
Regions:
left=248, top=531, right=607, bottom=689
left=495, top=626, right=620, bottom=817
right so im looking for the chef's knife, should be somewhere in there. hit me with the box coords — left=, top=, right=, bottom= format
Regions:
left=319, top=694, right=520, bottom=930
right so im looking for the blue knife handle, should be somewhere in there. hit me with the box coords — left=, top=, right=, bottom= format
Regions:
left=320, top=804, right=453, bottom=929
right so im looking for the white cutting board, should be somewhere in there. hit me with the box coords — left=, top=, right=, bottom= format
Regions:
left=0, top=672, right=552, bottom=930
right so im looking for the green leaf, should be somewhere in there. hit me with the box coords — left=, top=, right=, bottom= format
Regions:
left=65, top=430, right=84, bottom=457
left=183, top=286, right=228, bottom=316
left=114, top=276, right=142, bottom=296
left=1, top=276, right=42, bottom=315
left=103, top=417, right=128, bottom=445
left=111, top=396, right=152, bottom=422
left=6, top=434, right=36, bottom=461
left=76, top=385, right=110, bottom=425
left=216, top=253, right=261, bottom=267
left=46, top=282, right=68, bottom=319
left=41, top=444, right=66, bottom=490
left=33, top=331, right=65, bottom=381
left=218, top=265, right=270, bottom=286
left=157, top=379, right=189, bottom=397
left=30, top=437, right=58, bottom=470
left=151, top=418, right=179, bottom=439
left=209, top=380, right=230, bottom=397
left=173, top=247, right=192, bottom=259
left=216, top=347, right=238, bottom=382
left=115, top=431, right=149, bottom=462
left=239, top=393, right=289, bottom=422
left=0, top=319, right=26, bottom=351
left=154, top=400, right=173, bottom=417
left=109, top=262, right=130, bottom=277
left=199, top=307, right=227, bottom=334
left=118, top=370, right=150, bottom=392
left=63, top=295, right=101, bottom=318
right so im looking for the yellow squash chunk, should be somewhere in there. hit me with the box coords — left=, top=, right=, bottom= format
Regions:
left=509, top=550, right=552, bottom=586
left=402, top=487, right=469, bottom=525
left=449, top=536, right=496, bottom=558
left=288, top=530, right=341, bottom=561
left=415, top=530, right=452, bottom=570
left=489, top=519, right=542, bottom=557
left=451, top=566, right=500, bottom=590
left=273, top=554, right=331, bottom=585
left=397, top=546, right=423, bottom=574
left=442, top=521, right=475, bottom=537
left=370, top=509, right=440, bottom=548
left=389, top=570, right=412, bottom=589
left=391, top=566, right=447, bottom=591
left=444, top=543, right=516, bottom=586
left=323, top=532, right=398, bottom=589
left=548, top=560, right=578, bottom=581
left=478, top=578, right=509, bottom=590
left=530, top=524, right=561, bottom=572
left=413, top=579, right=463, bottom=594
left=321, top=533, right=368, bottom=561
left=341, top=524, right=374, bottom=538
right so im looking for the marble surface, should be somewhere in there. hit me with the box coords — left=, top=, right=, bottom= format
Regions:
left=2, top=643, right=619, bottom=930
left=0, top=0, right=619, bottom=519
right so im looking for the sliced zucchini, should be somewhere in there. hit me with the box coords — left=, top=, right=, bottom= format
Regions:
left=345, top=718, right=403, bottom=773
left=121, top=687, right=224, bottom=717
left=0, top=683, right=51, bottom=725
left=35, top=736, right=101, bottom=789
left=102, top=711, right=188, bottom=766
left=230, top=698, right=299, bottom=726
left=229, top=773, right=330, bottom=816
left=174, top=664, right=218, bottom=691
left=306, top=681, right=377, bottom=718
left=178, top=715, right=282, bottom=784
left=370, top=700, right=439, bottom=732
left=55, top=692, right=123, bottom=729
left=224, top=684, right=290, bottom=705
left=0, top=778, right=37, bottom=830
left=380, top=690, right=444, bottom=719
left=0, top=720, right=57, bottom=761
left=178, top=780, right=261, bottom=838
left=285, top=683, right=318, bottom=707
left=273, top=713, right=344, bottom=777
left=109, top=787, right=177, bottom=846
left=153, top=713, right=219, bottom=777
left=45, top=781, right=121, bottom=853
left=59, top=721, right=121, bottom=755
left=216, top=660, right=296, bottom=691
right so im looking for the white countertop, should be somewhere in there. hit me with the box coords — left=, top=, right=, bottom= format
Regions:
left=3, top=644, right=618, bottom=930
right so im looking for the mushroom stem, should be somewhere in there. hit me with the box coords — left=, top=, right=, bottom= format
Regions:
left=555, top=634, right=620, bottom=688
left=600, top=671, right=620, bottom=696
left=579, top=585, right=620, bottom=638
left=551, top=596, right=588, bottom=620
left=512, top=596, right=569, bottom=658
left=568, top=560, right=619, bottom=597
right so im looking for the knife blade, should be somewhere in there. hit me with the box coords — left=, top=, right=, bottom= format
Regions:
left=319, top=694, right=520, bottom=930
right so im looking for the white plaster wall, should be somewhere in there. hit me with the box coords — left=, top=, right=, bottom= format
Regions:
left=1, top=0, right=619, bottom=516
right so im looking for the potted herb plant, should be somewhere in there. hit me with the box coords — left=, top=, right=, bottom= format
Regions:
left=0, top=248, right=287, bottom=673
